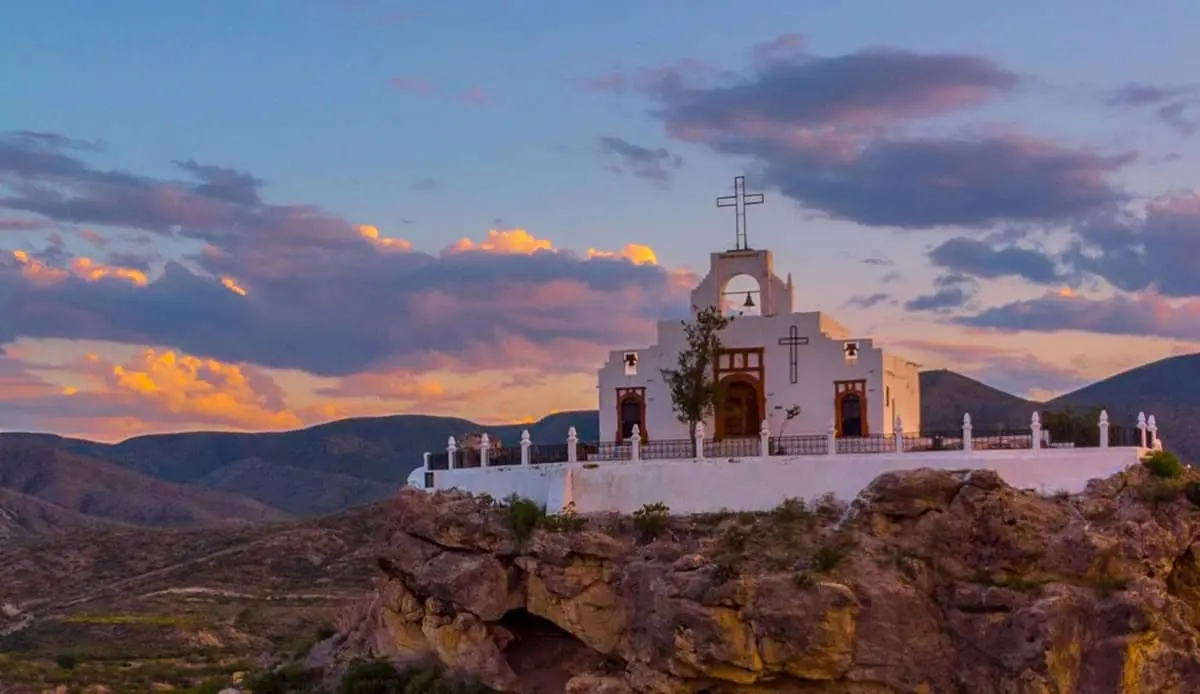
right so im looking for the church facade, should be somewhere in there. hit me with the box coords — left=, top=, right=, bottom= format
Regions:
left=597, top=242, right=922, bottom=444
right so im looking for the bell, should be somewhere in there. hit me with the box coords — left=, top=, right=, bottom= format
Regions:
left=742, top=291, right=756, bottom=308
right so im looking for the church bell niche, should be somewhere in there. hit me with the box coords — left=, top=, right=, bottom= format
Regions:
left=843, top=341, right=860, bottom=366
left=623, top=351, right=639, bottom=376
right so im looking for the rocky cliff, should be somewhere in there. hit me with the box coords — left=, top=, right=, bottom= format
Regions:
left=333, top=467, right=1200, bottom=693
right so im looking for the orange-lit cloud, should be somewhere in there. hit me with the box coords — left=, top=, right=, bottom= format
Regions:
left=221, top=276, right=248, bottom=296
left=587, top=243, right=658, bottom=265
left=11, top=250, right=148, bottom=287
left=445, top=228, right=553, bottom=255
left=358, top=224, right=413, bottom=251
left=72, top=348, right=303, bottom=431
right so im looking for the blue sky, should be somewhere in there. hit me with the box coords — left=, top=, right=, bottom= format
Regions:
left=2, top=0, right=1199, bottom=439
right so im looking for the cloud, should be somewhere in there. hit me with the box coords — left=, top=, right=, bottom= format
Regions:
left=0, top=346, right=306, bottom=438
left=749, top=34, right=806, bottom=67
left=411, top=177, right=438, bottom=192
left=905, top=274, right=977, bottom=311
left=0, top=217, right=49, bottom=231
left=598, top=136, right=683, bottom=186
left=0, top=130, right=693, bottom=379
left=649, top=46, right=1018, bottom=135
left=956, top=291, right=1200, bottom=341
left=391, top=77, right=436, bottom=95
left=1102, top=83, right=1200, bottom=135
left=928, top=236, right=1063, bottom=284
left=1060, top=192, right=1200, bottom=298
left=846, top=292, right=893, bottom=309
left=600, top=40, right=1134, bottom=229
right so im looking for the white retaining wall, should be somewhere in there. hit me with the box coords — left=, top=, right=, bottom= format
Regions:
left=423, top=448, right=1142, bottom=514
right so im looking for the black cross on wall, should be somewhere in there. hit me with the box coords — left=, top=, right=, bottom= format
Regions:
left=778, top=325, right=809, bottom=384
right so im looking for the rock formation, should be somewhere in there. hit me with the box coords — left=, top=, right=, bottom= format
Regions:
left=332, top=466, right=1200, bottom=693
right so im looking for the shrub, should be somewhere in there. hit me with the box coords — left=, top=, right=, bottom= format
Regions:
left=1143, top=449, right=1183, bottom=479
left=541, top=502, right=585, bottom=532
left=241, top=663, right=322, bottom=694
left=503, top=495, right=545, bottom=544
left=810, top=536, right=856, bottom=573
left=770, top=497, right=811, bottom=524
left=55, top=653, right=78, bottom=670
left=632, top=502, right=670, bottom=542
left=337, top=660, right=497, bottom=694
left=1186, top=481, right=1200, bottom=508
left=316, top=623, right=338, bottom=641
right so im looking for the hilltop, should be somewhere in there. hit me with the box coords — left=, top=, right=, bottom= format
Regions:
left=0, top=354, right=1194, bottom=521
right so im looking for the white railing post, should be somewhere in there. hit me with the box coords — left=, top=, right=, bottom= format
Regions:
left=479, top=433, right=491, bottom=467
left=962, top=413, right=973, bottom=453
left=760, top=419, right=770, bottom=462
left=893, top=415, right=903, bottom=453
left=629, top=425, right=641, bottom=463
left=423, top=452, right=430, bottom=470
left=694, top=422, right=706, bottom=461
left=447, top=436, right=458, bottom=470
left=1098, top=410, right=1110, bottom=448
left=1148, top=415, right=1158, bottom=450
left=827, top=417, right=837, bottom=456
left=1137, top=412, right=1148, bottom=448
left=520, top=430, right=531, bottom=465
left=567, top=426, right=578, bottom=463
left=1030, top=412, right=1042, bottom=452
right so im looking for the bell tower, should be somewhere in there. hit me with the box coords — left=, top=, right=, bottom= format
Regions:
left=689, top=175, right=794, bottom=316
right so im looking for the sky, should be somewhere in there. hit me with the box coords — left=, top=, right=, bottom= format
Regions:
left=2, top=0, right=1200, bottom=442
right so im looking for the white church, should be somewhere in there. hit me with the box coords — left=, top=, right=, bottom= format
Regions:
left=412, top=177, right=1150, bottom=515
left=597, top=177, right=921, bottom=444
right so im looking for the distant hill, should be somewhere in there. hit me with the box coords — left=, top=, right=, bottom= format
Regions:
left=918, top=369, right=1037, bottom=431
left=0, top=356, right=1194, bottom=521
left=0, top=439, right=289, bottom=535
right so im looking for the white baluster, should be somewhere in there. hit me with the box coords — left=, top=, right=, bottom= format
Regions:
left=629, top=424, right=641, bottom=463
left=1098, top=410, right=1110, bottom=448
left=962, top=413, right=973, bottom=453
left=567, top=426, right=578, bottom=463
left=1148, top=415, right=1158, bottom=450
left=479, top=433, right=491, bottom=467
left=1031, top=412, right=1042, bottom=452
left=1137, top=411, right=1148, bottom=448
left=447, top=436, right=458, bottom=470
left=894, top=415, right=904, bottom=453
left=694, top=421, right=706, bottom=461
left=827, top=417, right=837, bottom=456
left=760, top=419, right=770, bottom=462
left=520, top=430, right=531, bottom=465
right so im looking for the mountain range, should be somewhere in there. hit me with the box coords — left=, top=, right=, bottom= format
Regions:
left=0, top=354, right=1193, bottom=525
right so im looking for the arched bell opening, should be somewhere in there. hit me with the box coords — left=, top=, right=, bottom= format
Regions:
left=720, top=273, right=762, bottom=317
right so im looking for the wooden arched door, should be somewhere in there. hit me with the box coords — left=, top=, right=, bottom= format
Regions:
left=716, top=378, right=762, bottom=439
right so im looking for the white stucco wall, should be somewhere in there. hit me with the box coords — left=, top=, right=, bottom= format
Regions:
left=425, top=448, right=1141, bottom=515
left=599, top=312, right=915, bottom=441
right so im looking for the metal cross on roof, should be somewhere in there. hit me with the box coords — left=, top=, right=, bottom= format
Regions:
left=716, top=175, right=765, bottom=251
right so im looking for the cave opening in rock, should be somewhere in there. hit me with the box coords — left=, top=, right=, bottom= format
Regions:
left=495, top=608, right=603, bottom=694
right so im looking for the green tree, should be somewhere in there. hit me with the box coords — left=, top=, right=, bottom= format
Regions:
left=660, top=305, right=732, bottom=453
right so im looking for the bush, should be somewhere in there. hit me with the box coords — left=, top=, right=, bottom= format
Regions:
left=632, top=502, right=670, bottom=542
left=55, top=653, right=78, bottom=670
left=503, top=495, right=545, bottom=544
left=770, top=497, right=811, bottom=525
left=1143, top=449, right=1183, bottom=479
left=337, top=660, right=497, bottom=694
left=541, top=502, right=585, bottom=532
left=241, top=663, right=323, bottom=694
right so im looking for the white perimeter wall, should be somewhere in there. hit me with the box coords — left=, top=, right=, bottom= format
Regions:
left=426, top=448, right=1142, bottom=515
